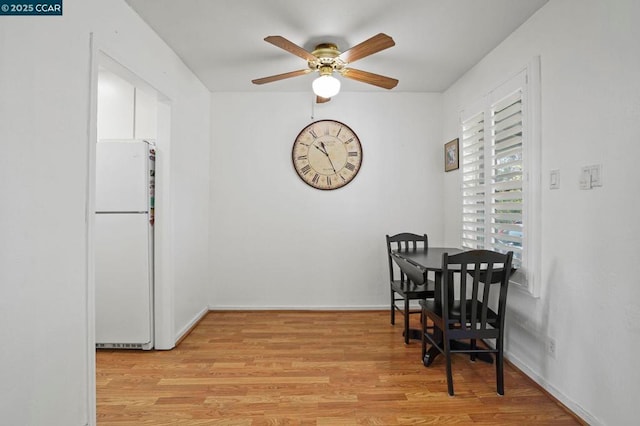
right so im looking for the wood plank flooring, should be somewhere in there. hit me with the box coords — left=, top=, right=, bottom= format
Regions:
left=96, top=310, right=582, bottom=425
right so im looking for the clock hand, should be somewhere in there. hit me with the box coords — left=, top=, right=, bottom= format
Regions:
left=314, top=143, right=336, bottom=171
left=326, top=157, right=338, bottom=174
left=313, top=144, right=328, bottom=156
left=320, top=142, right=338, bottom=174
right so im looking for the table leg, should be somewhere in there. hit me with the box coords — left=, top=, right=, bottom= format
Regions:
left=423, top=271, right=444, bottom=366
left=404, top=329, right=422, bottom=340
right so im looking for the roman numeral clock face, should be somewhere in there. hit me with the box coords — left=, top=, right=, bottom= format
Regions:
left=292, top=120, right=363, bottom=190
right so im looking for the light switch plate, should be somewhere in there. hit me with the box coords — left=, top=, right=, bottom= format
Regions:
left=550, top=169, right=560, bottom=189
left=590, top=164, right=602, bottom=187
left=580, top=167, right=591, bottom=190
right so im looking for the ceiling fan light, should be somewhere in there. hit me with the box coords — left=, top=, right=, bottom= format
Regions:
left=312, top=75, right=340, bottom=98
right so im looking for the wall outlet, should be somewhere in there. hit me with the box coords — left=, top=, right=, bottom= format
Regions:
left=548, top=337, right=556, bottom=358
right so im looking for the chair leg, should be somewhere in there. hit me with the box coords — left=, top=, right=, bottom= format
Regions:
left=390, top=289, right=395, bottom=325
left=496, top=343, right=504, bottom=396
left=470, top=339, right=477, bottom=362
left=421, top=309, right=427, bottom=361
left=444, top=337, right=454, bottom=396
left=404, top=296, right=410, bottom=345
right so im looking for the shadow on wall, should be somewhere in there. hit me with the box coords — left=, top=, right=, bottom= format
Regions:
left=504, top=257, right=557, bottom=373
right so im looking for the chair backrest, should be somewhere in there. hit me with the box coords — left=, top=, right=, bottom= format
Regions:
left=386, top=233, right=428, bottom=284
left=441, top=250, right=513, bottom=339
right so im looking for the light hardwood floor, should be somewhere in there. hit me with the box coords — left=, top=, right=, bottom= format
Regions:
left=96, top=310, right=583, bottom=425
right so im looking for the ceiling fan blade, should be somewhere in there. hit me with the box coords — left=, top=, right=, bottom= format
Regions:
left=341, top=68, right=399, bottom=89
left=316, top=96, right=331, bottom=104
left=264, top=35, right=317, bottom=62
left=337, top=33, right=395, bottom=64
left=252, top=69, right=311, bottom=85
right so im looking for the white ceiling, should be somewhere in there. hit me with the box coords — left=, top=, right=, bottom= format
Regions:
left=125, top=0, right=548, bottom=94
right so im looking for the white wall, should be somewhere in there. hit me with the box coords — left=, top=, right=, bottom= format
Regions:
left=209, top=92, right=443, bottom=309
left=0, top=0, right=210, bottom=424
left=441, top=1, right=640, bottom=424
left=0, top=4, right=94, bottom=424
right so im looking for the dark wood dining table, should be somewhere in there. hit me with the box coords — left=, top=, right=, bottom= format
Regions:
left=392, top=247, right=464, bottom=274
left=391, top=247, right=493, bottom=366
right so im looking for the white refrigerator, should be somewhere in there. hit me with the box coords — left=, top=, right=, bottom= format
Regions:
left=95, top=140, right=155, bottom=350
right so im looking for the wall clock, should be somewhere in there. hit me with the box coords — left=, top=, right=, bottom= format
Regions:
left=292, top=119, right=363, bottom=190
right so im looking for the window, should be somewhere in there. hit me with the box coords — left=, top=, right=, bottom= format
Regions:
left=459, top=58, right=540, bottom=297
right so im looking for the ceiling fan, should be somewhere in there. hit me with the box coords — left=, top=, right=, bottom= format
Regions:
left=252, top=33, right=399, bottom=103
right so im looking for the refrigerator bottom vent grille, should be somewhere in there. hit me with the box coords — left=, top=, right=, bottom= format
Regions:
left=96, top=343, right=145, bottom=349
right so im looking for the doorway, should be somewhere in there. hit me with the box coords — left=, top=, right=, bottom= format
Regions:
left=88, top=48, right=175, bottom=422
left=93, top=52, right=174, bottom=348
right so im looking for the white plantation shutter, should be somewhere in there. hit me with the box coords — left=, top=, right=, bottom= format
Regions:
left=461, top=112, right=486, bottom=250
left=489, top=90, right=524, bottom=267
left=459, top=58, right=540, bottom=296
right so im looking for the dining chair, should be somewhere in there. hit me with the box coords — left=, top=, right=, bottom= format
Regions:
left=386, top=233, right=434, bottom=344
left=420, top=249, right=514, bottom=395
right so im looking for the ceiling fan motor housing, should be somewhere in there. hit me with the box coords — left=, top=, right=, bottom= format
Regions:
left=309, top=43, right=345, bottom=73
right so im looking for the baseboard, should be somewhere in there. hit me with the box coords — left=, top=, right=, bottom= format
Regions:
left=207, top=305, right=388, bottom=311
left=505, top=351, right=599, bottom=426
left=174, top=306, right=209, bottom=346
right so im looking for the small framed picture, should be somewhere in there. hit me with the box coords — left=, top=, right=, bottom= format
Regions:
left=444, top=138, right=459, bottom=172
